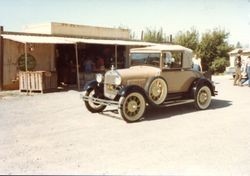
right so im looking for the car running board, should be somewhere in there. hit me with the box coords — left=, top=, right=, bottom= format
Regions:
left=161, top=99, right=194, bottom=107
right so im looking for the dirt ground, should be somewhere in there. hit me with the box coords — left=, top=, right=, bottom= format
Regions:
left=0, top=75, right=250, bottom=175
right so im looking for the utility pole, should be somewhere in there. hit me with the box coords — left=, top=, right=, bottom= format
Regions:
left=141, top=30, right=144, bottom=41
left=169, top=34, right=173, bottom=43
left=0, top=26, right=4, bottom=91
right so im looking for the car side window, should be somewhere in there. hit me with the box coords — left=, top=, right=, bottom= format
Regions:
left=130, top=53, right=160, bottom=67
left=163, top=52, right=173, bottom=68
left=163, top=52, right=182, bottom=69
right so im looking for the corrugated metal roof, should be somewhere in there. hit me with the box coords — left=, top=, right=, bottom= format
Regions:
left=1, top=34, right=155, bottom=46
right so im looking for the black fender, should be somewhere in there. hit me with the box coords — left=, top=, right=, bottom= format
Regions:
left=189, top=78, right=215, bottom=98
left=83, top=80, right=98, bottom=91
left=117, top=85, right=148, bottom=102
left=83, top=80, right=104, bottom=98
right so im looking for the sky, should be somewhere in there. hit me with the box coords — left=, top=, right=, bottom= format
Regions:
left=0, top=0, right=250, bottom=46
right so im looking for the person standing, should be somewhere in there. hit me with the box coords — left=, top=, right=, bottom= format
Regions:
left=96, top=56, right=105, bottom=73
left=192, top=54, right=203, bottom=72
left=245, top=56, right=250, bottom=87
left=233, top=53, right=242, bottom=86
left=84, top=57, right=95, bottom=82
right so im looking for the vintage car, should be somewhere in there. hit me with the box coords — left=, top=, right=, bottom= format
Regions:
left=81, top=44, right=217, bottom=122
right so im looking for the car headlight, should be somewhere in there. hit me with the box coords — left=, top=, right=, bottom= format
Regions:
left=114, top=75, right=122, bottom=85
left=96, top=74, right=103, bottom=83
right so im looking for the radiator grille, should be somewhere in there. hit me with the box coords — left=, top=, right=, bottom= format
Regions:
left=104, top=71, right=119, bottom=99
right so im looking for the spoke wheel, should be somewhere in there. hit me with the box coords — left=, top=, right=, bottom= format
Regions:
left=119, top=92, right=146, bottom=123
left=148, top=78, right=167, bottom=105
left=84, top=89, right=106, bottom=113
left=194, top=85, right=211, bottom=110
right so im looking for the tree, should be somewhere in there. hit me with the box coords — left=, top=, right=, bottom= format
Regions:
left=196, top=28, right=233, bottom=72
left=129, top=31, right=136, bottom=40
left=210, top=57, right=230, bottom=74
left=174, top=28, right=199, bottom=51
left=131, top=26, right=233, bottom=74
left=143, top=27, right=165, bottom=43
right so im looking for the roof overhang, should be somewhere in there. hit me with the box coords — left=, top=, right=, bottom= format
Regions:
left=1, top=34, right=155, bottom=46
left=1, top=34, right=74, bottom=44
left=130, top=44, right=193, bottom=53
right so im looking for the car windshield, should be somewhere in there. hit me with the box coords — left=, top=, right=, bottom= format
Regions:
left=130, top=53, right=160, bottom=67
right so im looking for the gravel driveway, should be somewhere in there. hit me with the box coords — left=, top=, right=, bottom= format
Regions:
left=0, top=75, right=250, bottom=175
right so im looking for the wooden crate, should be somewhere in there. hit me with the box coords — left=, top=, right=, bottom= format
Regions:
left=19, top=71, right=31, bottom=91
left=19, top=71, right=57, bottom=93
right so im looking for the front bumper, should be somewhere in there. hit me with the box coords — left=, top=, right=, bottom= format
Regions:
left=214, top=90, right=218, bottom=96
left=80, top=93, right=120, bottom=107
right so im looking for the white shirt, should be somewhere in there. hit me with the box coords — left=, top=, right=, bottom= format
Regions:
left=246, top=57, right=250, bottom=67
left=192, top=57, right=201, bottom=65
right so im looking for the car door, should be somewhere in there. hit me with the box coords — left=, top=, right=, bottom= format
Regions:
left=161, top=51, right=196, bottom=93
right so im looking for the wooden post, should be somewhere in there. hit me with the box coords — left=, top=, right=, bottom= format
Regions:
left=115, top=45, right=117, bottom=68
left=24, top=42, right=28, bottom=71
left=24, top=42, right=29, bottom=94
left=0, top=26, right=3, bottom=91
left=169, top=34, right=173, bottom=43
left=75, top=43, right=80, bottom=90
left=141, top=30, right=144, bottom=41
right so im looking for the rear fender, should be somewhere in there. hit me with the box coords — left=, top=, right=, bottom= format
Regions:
left=189, top=78, right=215, bottom=98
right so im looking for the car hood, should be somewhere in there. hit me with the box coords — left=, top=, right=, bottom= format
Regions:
left=116, top=66, right=160, bottom=84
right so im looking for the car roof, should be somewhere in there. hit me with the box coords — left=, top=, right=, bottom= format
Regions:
left=130, top=44, right=193, bottom=53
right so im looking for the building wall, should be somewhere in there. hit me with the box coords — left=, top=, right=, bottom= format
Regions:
left=23, top=22, right=130, bottom=40
left=3, top=39, right=55, bottom=89
left=51, top=22, right=130, bottom=39
left=23, top=23, right=52, bottom=34
left=3, top=40, right=21, bottom=89
left=31, top=43, right=55, bottom=71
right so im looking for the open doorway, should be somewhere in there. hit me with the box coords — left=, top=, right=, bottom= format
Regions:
left=56, top=44, right=77, bottom=86
left=55, top=43, right=127, bottom=88
left=78, top=44, right=127, bottom=84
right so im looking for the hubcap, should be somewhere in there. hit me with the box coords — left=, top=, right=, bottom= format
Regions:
left=127, top=100, right=138, bottom=113
left=199, top=90, right=208, bottom=104
left=125, top=96, right=140, bottom=116
left=152, top=84, right=162, bottom=97
left=151, top=81, right=163, bottom=99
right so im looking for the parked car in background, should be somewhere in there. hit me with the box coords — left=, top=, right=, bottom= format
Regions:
left=81, top=44, right=217, bottom=123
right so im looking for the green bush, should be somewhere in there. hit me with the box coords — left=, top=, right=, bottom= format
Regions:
left=210, top=57, right=229, bottom=74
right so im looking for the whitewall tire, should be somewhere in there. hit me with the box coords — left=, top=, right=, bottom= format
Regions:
left=194, top=85, right=212, bottom=110
left=148, top=78, right=167, bottom=105
left=119, top=92, right=146, bottom=123
left=84, top=89, right=106, bottom=113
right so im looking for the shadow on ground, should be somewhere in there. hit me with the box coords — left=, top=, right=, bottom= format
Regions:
left=144, top=99, right=232, bottom=121
left=99, top=99, right=232, bottom=122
